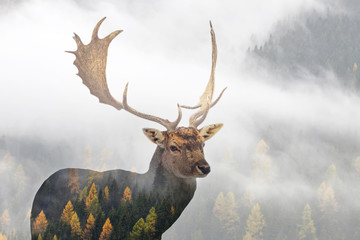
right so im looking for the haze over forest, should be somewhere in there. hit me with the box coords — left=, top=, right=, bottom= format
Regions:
left=1, top=0, right=360, bottom=239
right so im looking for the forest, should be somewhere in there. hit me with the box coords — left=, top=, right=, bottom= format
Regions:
left=249, top=9, right=360, bottom=89
left=1, top=134, right=360, bottom=239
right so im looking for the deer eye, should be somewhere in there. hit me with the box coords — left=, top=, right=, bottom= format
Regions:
left=170, top=146, right=180, bottom=152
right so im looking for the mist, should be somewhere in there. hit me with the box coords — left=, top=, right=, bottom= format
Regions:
left=1, top=0, right=360, bottom=239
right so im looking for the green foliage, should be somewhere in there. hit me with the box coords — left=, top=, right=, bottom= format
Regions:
left=144, top=207, right=157, bottom=239
left=129, top=218, right=145, bottom=240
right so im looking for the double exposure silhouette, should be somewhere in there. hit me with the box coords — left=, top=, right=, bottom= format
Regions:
left=31, top=18, right=225, bottom=240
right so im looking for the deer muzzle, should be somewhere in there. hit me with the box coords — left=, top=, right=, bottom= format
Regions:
left=195, top=159, right=211, bottom=176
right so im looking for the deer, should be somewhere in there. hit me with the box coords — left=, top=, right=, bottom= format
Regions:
left=31, top=17, right=226, bottom=240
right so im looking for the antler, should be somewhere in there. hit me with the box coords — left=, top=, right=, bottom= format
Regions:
left=181, top=21, right=226, bottom=129
left=67, top=17, right=182, bottom=131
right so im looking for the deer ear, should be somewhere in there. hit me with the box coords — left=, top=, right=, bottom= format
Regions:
left=199, top=123, right=223, bottom=141
left=143, top=128, right=166, bottom=147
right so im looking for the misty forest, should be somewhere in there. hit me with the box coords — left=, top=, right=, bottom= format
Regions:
left=2, top=0, right=360, bottom=239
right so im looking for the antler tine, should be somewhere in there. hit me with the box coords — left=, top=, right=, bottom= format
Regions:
left=69, top=18, right=182, bottom=131
left=123, top=83, right=182, bottom=131
left=187, top=21, right=226, bottom=129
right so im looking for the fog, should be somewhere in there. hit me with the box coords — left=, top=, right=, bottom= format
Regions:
left=1, top=0, right=360, bottom=239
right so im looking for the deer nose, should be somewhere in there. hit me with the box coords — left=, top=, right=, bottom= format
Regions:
left=197, top=165, right=211, bottom=175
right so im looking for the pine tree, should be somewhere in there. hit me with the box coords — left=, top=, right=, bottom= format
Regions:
left=130, top=218, right=145, bottom=240
left=298, top=204, right=318, bottom=240
left=68, top=168, right=80, bottom=194
left=70, top=212, right=82, bottom=239
left=32, top=210, right=48, bottom=235
left=243, top=203, right=266, bottom=240
left=99, top=218, right=113, bottom=240
left=122, top=186, right=132, bottom=202
left=86, top=183, right=98, bottom=210
left=60, top=201, right=75, bottom=223
left=82, top=213, right=95, bottom=240
left=144, top=207, right=157, bottom=239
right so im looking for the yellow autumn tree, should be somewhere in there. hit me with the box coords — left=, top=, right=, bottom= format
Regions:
left=37, top=234, right=42, bottom=240
left=317, top=181, right=339, bottom=212
left=104, top=186, right=110, bottom=201
left=252, top=139, right=273, bottom=183
left=170, top=206, right=175, bottom=217
left=0, top=232, right=7, bottom=240
left=52, top=235, right=57, bottom=240
left=82, top=213, right=95, bottom=240
left=213, top=192, right=225, bottom=217
left=86, top=183, right=98, bottom=210
left=243, top=203, right=266, bottom=240
left=60, top=201, right=75, bottom=223
left=213, top=192, right=240, bottom=239
left=122, top=186, right=132, bottom=202
left=32, top=210, right=48, bottom=235
left=0, top=209, right=10, bottom=231
left=99, top=218, right=113, bottom=240
left=298, top=204, right=318, bottom=240
left=70, top=212, right=82, bottom=239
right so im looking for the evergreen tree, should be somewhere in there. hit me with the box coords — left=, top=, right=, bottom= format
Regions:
left=70, top=212, right=82, bottom=240
left=99, top=218, right=113, bottom=240
left=144, top=207, right=157, bottom=239
left=60, top=201, right=75, bottom=223
left=243, top=203, right=266, bottom=240
left=298, top=204, right=318, bottom=240
left=130, top=218, right=145, bottom=240
left=32, top=210, right=48, bottom=236
left=82, top=213, right=95, bottom=240
left=122, top=186, right=132, bottom=203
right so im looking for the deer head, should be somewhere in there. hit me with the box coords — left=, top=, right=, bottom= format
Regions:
left=67, top=17, right=226, bottom=179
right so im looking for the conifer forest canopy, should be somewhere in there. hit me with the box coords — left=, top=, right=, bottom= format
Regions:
left=2, top=0, right=360, bottom=239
